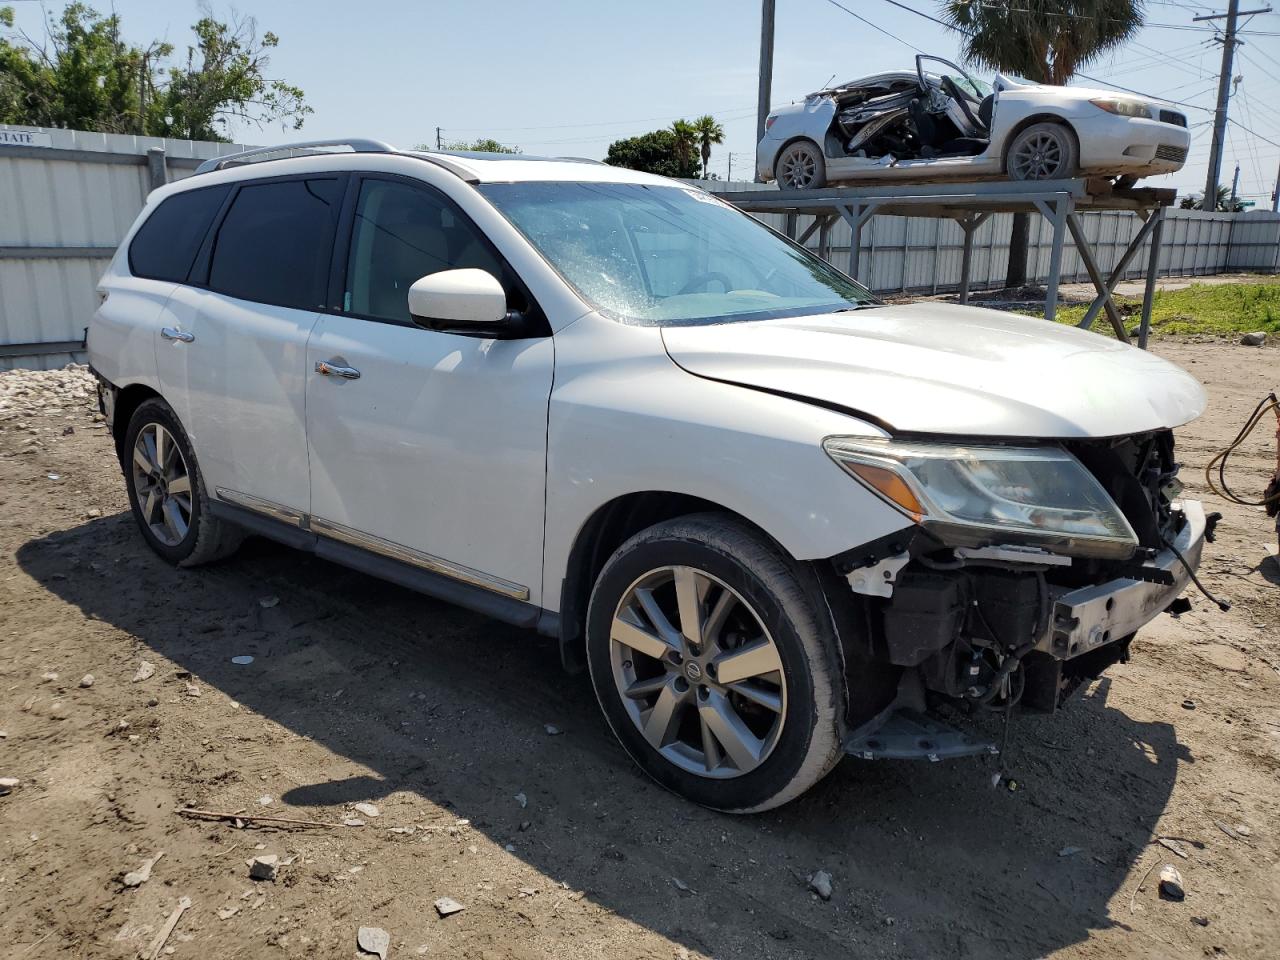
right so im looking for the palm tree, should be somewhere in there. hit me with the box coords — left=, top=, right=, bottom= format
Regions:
left=940, top=1, right=1144, bottom=288
left=692, top=114, right=725, bottom=179
left=670, top=119, right=697, bottom=172
left=1180, top=185, right=1243, bottom=212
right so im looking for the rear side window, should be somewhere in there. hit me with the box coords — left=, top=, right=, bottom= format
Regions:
left=208, top=178, right=343, bottom=309
left=128, top=185, right=229, bottom=283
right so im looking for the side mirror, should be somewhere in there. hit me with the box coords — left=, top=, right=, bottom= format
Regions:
left=407, top=268, right=509, bottom=334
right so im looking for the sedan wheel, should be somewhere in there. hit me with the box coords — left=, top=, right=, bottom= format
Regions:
left=776, top=140, right=826, bottom=190
left=1007, top=122, right=1078, bottom=181
left=609, top=565, right=787, bottom=779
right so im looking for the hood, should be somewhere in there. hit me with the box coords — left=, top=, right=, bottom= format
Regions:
left=661, top=303, right=1207, bottom=439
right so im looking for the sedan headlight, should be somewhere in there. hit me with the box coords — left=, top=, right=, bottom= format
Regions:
left=823, top=438, right=1138, bottom=559
left=1090, top=97, right=1153, bottom=119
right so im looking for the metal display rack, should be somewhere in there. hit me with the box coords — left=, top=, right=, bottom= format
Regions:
left=714, top=178, right=1176, bottom=348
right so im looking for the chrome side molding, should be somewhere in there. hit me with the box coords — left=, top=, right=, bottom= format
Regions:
left=215, top=488, right=307, bottom=527
left=213, top=488, right=529, bottom=602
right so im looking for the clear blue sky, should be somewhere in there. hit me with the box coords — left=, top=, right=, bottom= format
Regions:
left=9, top=0, right=1280, bottom=200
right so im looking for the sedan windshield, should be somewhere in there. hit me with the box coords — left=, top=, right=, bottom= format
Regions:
left=477, top=182, right=877, bottom=325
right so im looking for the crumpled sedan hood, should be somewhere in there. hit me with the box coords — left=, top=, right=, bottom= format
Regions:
left=661, top=303, right=1207, bottom=439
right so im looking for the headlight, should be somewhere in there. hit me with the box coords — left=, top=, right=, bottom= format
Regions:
left=823, top=438, right=1138, bottom=559
left=1089, top=97, right=1153, bottom=119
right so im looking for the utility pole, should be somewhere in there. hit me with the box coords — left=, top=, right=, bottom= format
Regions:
left=726, top=152, right=734, bottom=183
left=756, top=0, right=775, bottom=182
left=436, top=126, right=443, bottom=150
left=1229, top=162, right=1240, bottom=210
left=1196, top=3, right=1271, bottom=204
left=1272, top=158, right=1279, bottom=211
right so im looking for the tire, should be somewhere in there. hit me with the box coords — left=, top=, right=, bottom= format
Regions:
left=123, top=397, right=242, bottom=567
left=1005, top=122, right=1079, bottom=181
left=585, top=513, right=846, bottom=813
left=775, top=139, right=827, bottom=190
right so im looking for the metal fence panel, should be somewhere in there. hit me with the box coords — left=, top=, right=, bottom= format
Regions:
left=3, top=136, right=1280, bottom=369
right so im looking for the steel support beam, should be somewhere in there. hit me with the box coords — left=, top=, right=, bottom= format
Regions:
left=1076, top=211, right=1162, bottom=331
left=1138, top=207, right=1166, bottom=350
left=957, top=212, right=991, bottom=305
left=1065, top=213, right=1129, bottom=341
left=1033, top=198, right=1070, bottom=323
left=835, top=202, right=878, bottom=282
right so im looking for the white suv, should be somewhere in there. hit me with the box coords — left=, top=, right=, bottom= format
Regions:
left=89, top=140, right=1209, bottom=812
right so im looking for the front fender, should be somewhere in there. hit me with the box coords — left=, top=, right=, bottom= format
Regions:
left=540, top=314, right=913, bottom=612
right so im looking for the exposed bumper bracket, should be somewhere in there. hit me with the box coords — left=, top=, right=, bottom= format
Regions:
left=843, top=709, right=998, bottom=762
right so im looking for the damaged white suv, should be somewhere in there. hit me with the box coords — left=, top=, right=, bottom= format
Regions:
left=89, top=141, right=1209, bottom=812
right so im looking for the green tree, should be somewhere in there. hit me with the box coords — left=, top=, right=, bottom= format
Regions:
left=438, top=137, right=520, bottom=154
left=692, top=114, right=724, bottom=179
left=1180, top=185, right=1243, bottom=212
left=604, top=129, right=700, bottom=178
left=0, top=2, right=309, bottom=141
left=939, top=0, right=1144, bottom=288
left=670, top=118, right=697, bottom=171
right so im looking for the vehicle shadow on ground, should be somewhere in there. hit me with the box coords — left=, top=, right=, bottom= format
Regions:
left=18, top=515, right=1185, bottom=959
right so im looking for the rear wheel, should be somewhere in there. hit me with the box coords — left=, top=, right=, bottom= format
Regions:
left=586, top=514, right=846, bottom=813
left=124, top=398, right=242, bottom=566
left=776, top=139, right=827, bottom=190
left=1006, top=122, right=1078, bottom=180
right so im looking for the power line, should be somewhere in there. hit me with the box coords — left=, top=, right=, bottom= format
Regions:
left=821, top=0, right=924, bottom=52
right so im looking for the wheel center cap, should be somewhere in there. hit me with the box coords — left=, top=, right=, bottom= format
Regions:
left=684, top=661, right=704, bottom=683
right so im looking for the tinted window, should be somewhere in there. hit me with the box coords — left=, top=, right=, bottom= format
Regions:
left=128, top=185, right=229, bottom=283
left=344, top=179, right=507, bottom=323
left=208, top=178, right=342, bottom=309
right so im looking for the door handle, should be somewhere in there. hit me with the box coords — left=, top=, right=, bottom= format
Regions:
left=160, top=327, right=195, bottom=343
left=315, top=359, right=361, bottom=380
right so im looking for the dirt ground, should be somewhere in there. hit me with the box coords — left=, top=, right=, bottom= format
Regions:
left=1, top=339, right=1278, bottom=960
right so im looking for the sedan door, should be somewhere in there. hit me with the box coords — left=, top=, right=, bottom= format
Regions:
left=156, top=176, right=345, bottom=520
left=304, top=175, right=554, bottom=608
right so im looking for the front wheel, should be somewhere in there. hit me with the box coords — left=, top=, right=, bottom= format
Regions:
left=586, top=514, right=846, bottom=813
left=1006, top=122, right=1079, bottom=181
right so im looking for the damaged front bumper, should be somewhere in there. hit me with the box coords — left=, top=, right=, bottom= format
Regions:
left=840, top=500, right=1208, bottom=761
left=1041, top=499, right=1205, bottom=662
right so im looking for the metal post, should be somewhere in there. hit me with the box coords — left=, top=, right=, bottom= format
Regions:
left=957, top=213, right=991, bottom=306
left=784, top=211, right=798, bottom=241
left=1138, top=207, right=1166, bottom=350
left=836, top=203, right=876, bottom=282
left=818, top=216, right=832, bottom=262
left=145, top=147, right=167, bottom=193
left=1034, top=198, right=1069, bottom=323
left=755, top=0, right=776, bottom=182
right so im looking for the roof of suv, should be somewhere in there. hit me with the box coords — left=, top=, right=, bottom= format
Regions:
left=188, top=140, right=674, bottom=188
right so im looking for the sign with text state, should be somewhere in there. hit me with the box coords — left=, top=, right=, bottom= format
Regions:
left=0, top=130, right=53, bottom=148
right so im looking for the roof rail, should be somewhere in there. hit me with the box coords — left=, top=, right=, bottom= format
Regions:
left=193, top=138, right=397, bottom=175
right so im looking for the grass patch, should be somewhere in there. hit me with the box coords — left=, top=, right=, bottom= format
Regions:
left=1028, top=278, right=1280, bottom=337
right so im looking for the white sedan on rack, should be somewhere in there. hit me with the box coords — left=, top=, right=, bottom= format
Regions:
left=758, top=55, right=1191, bottom=189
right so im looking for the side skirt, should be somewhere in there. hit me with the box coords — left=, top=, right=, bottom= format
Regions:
left=208, top=500, right=555, bottom=635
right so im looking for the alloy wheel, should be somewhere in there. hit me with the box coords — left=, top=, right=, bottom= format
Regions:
left=1010, top=131, right=1065, bottom=180
left=608, top=566, right=787, bottom=779
left=778, top=145, right=819, bottom=189
left=131, top=422, right=193, bottom=547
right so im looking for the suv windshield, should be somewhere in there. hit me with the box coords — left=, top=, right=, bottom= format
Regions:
left=477, top=182, right=877, bottom=325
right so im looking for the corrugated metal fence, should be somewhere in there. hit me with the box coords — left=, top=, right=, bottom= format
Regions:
left=0, top=126, right=251, bottom=370
left=3, top=124, right=1279, bottom=371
